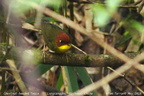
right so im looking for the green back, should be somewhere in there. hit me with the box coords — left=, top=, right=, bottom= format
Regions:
left=41, top=22, right=65, bottom=52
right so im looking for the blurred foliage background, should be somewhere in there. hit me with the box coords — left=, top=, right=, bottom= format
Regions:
left=0, top=0, right=144, bottom=96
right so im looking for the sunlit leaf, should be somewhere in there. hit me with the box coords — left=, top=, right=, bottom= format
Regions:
left=106, top=0, right=122, bottom=13
left=10, top=0, right=64, bottom=14
left=22, top=49, right=42, bottom=65
left=1, top=43, right=9, bottom=46
left=131, top=21, right=144, bottom=33
left=91, top=4, right=110, bottom=27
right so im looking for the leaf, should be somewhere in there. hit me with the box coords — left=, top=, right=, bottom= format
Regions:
left=37, top=64, right=53, bottom=76
left=106, top=0, right=122, bottom=13
left=56, top=71, right=63, bottom=90
left=131, top=21, right=144, bottom=33
left=74, top=67, right=98, bottom=96
left=10, top=0, right=64, bottom=14
left=115, top=34, right=132, bottom=47
left=91, top=4, right=110, bottom=27
left=62, top=66, right=79, bottom=92
left=32, top=64, right=53, bottom=76
left=92, top=0, right=122, bottom=27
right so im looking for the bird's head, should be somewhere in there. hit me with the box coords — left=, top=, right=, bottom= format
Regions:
left=55, top=32, right=71, bottom=53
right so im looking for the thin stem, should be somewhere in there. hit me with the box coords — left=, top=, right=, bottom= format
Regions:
left=71, top=44, right=87, bottom=55
left=6, top=60, right=28, bottom=95
left=1, top=70, right=6, bottom=96
left=107, top=66, right=144, bottom=95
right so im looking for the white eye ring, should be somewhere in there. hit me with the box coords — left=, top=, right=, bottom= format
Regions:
left=59, top=40, right=62, bottom=43
left=59, top=40, right=65, bottom=44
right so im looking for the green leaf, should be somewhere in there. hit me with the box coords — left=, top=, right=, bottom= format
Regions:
left=46, top=0, right=63, bottom=8
left=32, top=64, right=53, bottom=76
left=115, top=34, right=132, bottom=47
left=37, top=64, right=53, bottom=76
left=10, top=0, right=64, bottom=14
left=62, top=66, right=79, bottom=92
left=74, top=67, right=98, bottom=96
left=74, top=67, right=92, bottom=85
left=106, top=0, right=122, bottom=13
left=91, top=4, right=110, bottom=27
left=56, top=71, right=63, bottom=90
left=131, top=21, right=144, bottom=33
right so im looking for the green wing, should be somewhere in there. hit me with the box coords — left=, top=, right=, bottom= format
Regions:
left=41, top=22, right=64, bottom=51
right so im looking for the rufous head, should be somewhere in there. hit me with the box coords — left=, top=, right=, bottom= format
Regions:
left=55, top=32, right=71, bottom=52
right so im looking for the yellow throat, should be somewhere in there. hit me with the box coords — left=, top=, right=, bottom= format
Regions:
left=58, top=45, right=71, bottom=53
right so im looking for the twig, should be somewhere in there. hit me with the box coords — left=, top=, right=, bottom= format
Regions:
left=107, top=67, right=124, bottom=77
left=71, top=44, right=87, bottom=55
left=133, top=0, right=143, bottom=5
left=135, top=64, right=144, bottom=73
left=6, top=59, right=28, bottom=95
left=119, top=5, right=137, bottom=8
left=1, top=70, right=6, bottom=96
left=0, top=67, right=19, bottom=72
left=92, top=30, right=113, bottom=36
left=0, top=46, right=11, bottom=64
left=107, top=67, right=144, bottom=95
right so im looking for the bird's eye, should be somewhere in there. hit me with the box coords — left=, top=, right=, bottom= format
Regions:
left=59, top=40, right=65, bottom=44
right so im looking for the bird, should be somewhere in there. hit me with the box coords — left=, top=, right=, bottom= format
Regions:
left=41, top=22, right=71, bottom=53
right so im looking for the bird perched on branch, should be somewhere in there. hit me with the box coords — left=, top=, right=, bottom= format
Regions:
left=41, top=22, right=71, bottom=53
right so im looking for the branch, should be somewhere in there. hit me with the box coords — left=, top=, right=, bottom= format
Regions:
left=0, top=47, right=142, bottom=68
left=43, top=52, right=140, bottom=67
